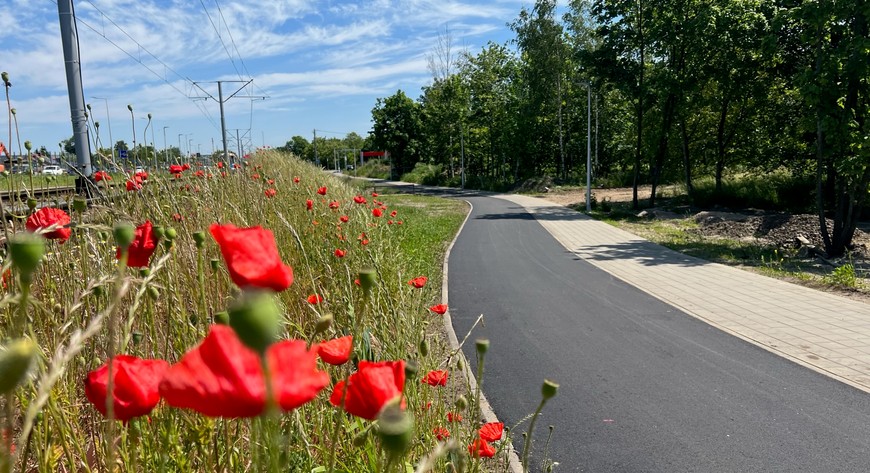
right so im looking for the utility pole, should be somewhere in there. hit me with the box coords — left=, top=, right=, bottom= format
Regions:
left=162, top=126, right=169, bottom=166
left=192, top=80, right=263, bottom=170
left=313, top=129, right=319, bottom=166
left=586, top=82, right=592, bottom=212
left=57, top=0, right=93, bottom=192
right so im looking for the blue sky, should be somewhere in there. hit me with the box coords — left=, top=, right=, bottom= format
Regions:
left=0, top=0, right=535, bottom=156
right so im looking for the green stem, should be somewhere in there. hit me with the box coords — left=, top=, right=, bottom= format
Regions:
left=520, top=398, right=548, bottom=473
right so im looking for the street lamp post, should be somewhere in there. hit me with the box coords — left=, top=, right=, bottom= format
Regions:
left=91, top=96, right=114, bottom=166
left=142, top=113, right=151, bottom=169
left=580, top=82, right=592, bottom=212
left=177, top=134, right=183, bottom=162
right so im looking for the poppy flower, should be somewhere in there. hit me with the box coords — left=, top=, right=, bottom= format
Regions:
left=264, top=189, right=277, bottom=198
left=360, top=239, right=369, bottom=246
left=329, top=360, right=405, bottom=420
left=293, top=176, right=300, bottom=183
left=125, top=179, right=142, bottom=191
left=251, top=173, right=260, bottom=180
left=93, top=170, right=111, bottom=181
left=397, top=221, right=403, bottom=225
left=159, top=325, right=329, bottom=417
left=84, top=355, right=169, bottom=422
left=353, top=278, right=361, bottom=287
left=447, top=411, right=462, bottom=422
left=233, top=163, right=241, bottom=169
left=182, top=163, right=191, bottom=171
left=306, top=199, right=313, bottom=211
left=209, top=223, right=294, bottom=292
left=421, top=370, right=448, bottom=387
left=307, top=294, right=323, bottom=305
left=434, top=427, right=450, bottom=441
left=390, top=210, right=397, bottom=217
left=371, top=192, right=379, bottom=197
left=408, top=276, right=427, bottom=289
left=221, top=171, right=228, bottom=177
left=169, top=164, right=184, bottom=174
left=135, top=171, right=148, bottom=181
left=479, top=422, right=504, bottom=442
left=387, top=220, right=393, bottom=225
left=429, top=304, right=448, bottom=315
left=468, top=438, right=496, bottom=458
left=117, top=221, right=157, bottom=268
left=171, top=213, right=184, bottom=222
left=317, top=186, right=327, bottom=195
left=353, top=195, right=366, bottom=204
left=217, top=161, right=225, bottom=169
left=339, top=215, right=349, bottom=223
left=267, top=179, right=274, bottom=185
left=317, top=335, right=352, bottom=366
left=194, top=170, right=205, bottom=177
left=334, top=249, right=346, bottom=258
left=329, top=201, right=340, bottom=209
left=26, top=207, right=71, bottom=242
left=372, top=208, right=383, bottom=218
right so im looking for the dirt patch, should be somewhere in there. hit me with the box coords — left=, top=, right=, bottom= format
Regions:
left=536, top=186, right=870, bottom=302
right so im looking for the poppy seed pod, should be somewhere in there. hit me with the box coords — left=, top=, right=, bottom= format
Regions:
left=26, top=198, right=37, bottom=211
left=132, top=332, right=144, bottom=345
left=377, top=402, right=414, bottom=457
left=358, top=268, right=376, bottom=293
left=10, top=232, right=45, bottom=282
left=210, top=258, right=220, bottom=271
left=229, top=291, right=281, bottom=353
left=165, top=227, right=178, bottom=240
left=24, top=140, right=32, bottom=151
left=72, top=197, right=87, bottom=213
left=0, top=338, right=38, bottom=394
left=152, top=225, right=165, bottom=240
left=1, top=71, right=9, bottom=86
left=455, top=395, right=468, bottom=410
left=193, top=231, right=206, bottom=249
left=113, top=222, right=135, bottom=249
left=475, top=339, right=490, bottom=355
left=541, top=379, right=559, bottom=400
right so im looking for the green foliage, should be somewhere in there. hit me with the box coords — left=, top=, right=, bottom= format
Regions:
left=370, top=90, right=424, bottom=178
left=823, top=263, right=859, bottom=289
left=350, top=158, right=390, bottom=179
left=689, top=171, right=816, bottom=212
left=400, top=162, right=443, bottom=186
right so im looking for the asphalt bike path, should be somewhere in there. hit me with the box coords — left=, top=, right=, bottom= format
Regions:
left=446, top=194, right=870, bottom=472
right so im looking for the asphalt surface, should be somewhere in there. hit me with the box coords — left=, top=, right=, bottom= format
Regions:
left=447, top=195, right=870, bottom=472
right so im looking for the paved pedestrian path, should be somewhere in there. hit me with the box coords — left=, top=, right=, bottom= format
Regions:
left=502, top=194, right=870, bottom=393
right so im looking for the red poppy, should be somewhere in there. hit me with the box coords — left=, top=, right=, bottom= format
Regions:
left=233, top=163, right=241, bottom=169
left=159, top=325, right=329, bottom=417
left=317, top=186, right=327, bottom=195
left=93, top=170, right=112, bottom=182
left=390, top=210, right=397, bottom=217
left=194, top=170, right=205, bottom=177
left=84, top=355, right=169, bottom=422
left=26, top=207, right=71, bottom=242
left=221, top=171, right=228, bottom=177
left=317, top=335, right=352, bottom=366
left=339, top=215, right=349, bottom=223
left=387, top=220, right=393, bottom=225
left=371, top=192, right=379, bottom=197
left=307, top=294, right=323, bottom=304
left=171, top=213, right=184, bottom=222
left=135, top=171, right=148, bottom=181
left=169, top=164, right=183, bottom=174
left=293, top=176, right=300, bottom=183
left=334, top=249, right=346, bottom=258
left=251, top=173, right=260, bottom=180
left=117, top=221, right=157, bottom=268
left=429, top=304, right=448, bottom=315
left=360, top=239, right=369, bottom=246
left=408, top=276, right=427, bottom=289
left=447, top=411, right=462, bottom=422
left=209, top=223, right=294, bottom=291
left=353, top=278, right=361, bottom=286
left=306, top=199, right=313, bottom=211
left=264, top=188, right=277, bottom=198
left=468, top=438, right=496, bottom=458
left=126, top=179, right=142, bottom=191
left=329, top=360, right=405, bottom=420
left=478, top=422, right=504, bottom=442
left=421, top=370, right=449, bottom=387
left=217, top=161, right=225, bottom=169
left=182, top=163, right=191, bottom=171
left=267, top=179, right=274, bottom=185
left=397, top=221, right=403, bottom=225
left=329, top=201, right=340, bottom=209
left=372, top=208, right=383, bottom=218
left=434, top=427, right=450, bottom=441
left=353, top=195, right=367, bottom=204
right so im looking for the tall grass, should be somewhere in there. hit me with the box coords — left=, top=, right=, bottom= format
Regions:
left=0, top=150, right=558, bottom=472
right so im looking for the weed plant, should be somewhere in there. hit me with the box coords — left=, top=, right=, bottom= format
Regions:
left=0, top=149, right=557, bottom=472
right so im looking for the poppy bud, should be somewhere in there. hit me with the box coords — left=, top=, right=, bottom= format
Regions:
left=192, top=231, right=206, bottom=249
left=93, top=285, right=104, bottom=297
left=476, top=339, right=489, bottom=356
left=26, top=198, right=37, bottom=211
left=53, top=303, right=63, bottom=315
left=455, top=395, right=468, bottom=410
left=404, top=359, right=419, bottom=377
left=314, top=313, right=333, bottom=335
left=24, top=141, right=32, bottom=151
left=229, top=291, right=281, bottom=354
left=418, top=338, right=429, bottom=357
left=210, top=258, right=220, bottom=271
left=377, top=402, right=413, bottom=457
left=152, top=225, right=165, bottom=240
left=10, top=232, right=45, bottom=282
left=541, top=379, right=559, bottom=400
left=358, top=268, right=376, bottom=293
left=132, top=332, right=144, bottom=345
left=214, top=311, right=229, bottom=325
left=148, top=286, right=159, bottom=299
left=72, top=197, right=87, bottom=213
left=1, top=72, right=9, bottom=85
left=165, top=227, right=177, bottom=240
left=113, top=222, right=135, bottom=249
left=139, top=268, right=151, bottom=277
left=0, top=338, right=38, bottom=394
left=352, top=427, right=370, bottom=447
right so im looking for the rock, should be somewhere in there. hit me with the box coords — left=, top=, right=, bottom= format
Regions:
left=795, top=235, right=812, bottom=247
left=693, top=211, right=750, bottom=225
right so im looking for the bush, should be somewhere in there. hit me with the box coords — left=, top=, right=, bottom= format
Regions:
left=689, top=171, right=815, bottom=212
left=349, top=158, right=390, bottom=179
left=400, top=162, right=443, bottom=185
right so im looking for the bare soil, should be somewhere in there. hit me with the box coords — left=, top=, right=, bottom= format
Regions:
left=534, top=186, right=870, bottom=303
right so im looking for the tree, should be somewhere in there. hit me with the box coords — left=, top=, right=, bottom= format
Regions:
left=283, top=136, right=311, bottom=160
left=370, top=90, right=423, bottom=179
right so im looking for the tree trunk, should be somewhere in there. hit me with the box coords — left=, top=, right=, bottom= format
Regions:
left=680, top=119, right=694, bottom=199
left=649, top=91, right=677, bottom=208
left=714, top=96, right=730, bottom=195
left=632, top=0, right=645, bottom=210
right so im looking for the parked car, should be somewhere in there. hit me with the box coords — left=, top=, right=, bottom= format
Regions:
left=41, top=165, right=63, bottom=175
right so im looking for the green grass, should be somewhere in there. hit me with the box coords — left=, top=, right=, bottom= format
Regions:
left=0, top=151, right=544, bottom=472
